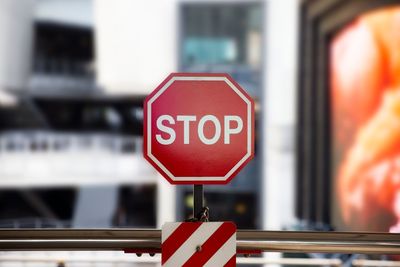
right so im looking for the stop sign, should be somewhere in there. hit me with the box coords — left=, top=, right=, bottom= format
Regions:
left=143, top=73, right=254, bottom=184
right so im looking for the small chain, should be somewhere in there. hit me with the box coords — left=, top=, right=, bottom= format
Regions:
left=198, top=207, right=209, bottom=222
left=185, top=207, right=209, bottom=222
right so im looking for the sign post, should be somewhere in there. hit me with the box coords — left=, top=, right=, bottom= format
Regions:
left=143, top=73, right=255, bottom=265
left=194, top=184, right=204, bottom=219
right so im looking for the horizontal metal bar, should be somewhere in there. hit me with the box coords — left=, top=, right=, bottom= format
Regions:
left=2, top=229, right=398, bottom=242
left=239, top=241, right=400, bottom=254
left=237, top=230, right=400, bottom=242
left=237, top=257, right=342, bottom=266
left=0, top=253, right=344, bottom=266
left=0, top=229, right=399, bottom=254
left=0, top=229, right=161, bottom=239
left=352, top=259, right=400, bottom=267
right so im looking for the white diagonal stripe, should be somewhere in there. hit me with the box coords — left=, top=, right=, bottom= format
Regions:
left=162, top=222, right=181, bottom=243
left=203, top=233, right=236, bottom=267
left=163, top=222, right=223, bottom=267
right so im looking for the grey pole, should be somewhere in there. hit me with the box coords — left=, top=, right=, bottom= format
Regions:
left=193, top=185, right=204, bottom=219
left=1, top=229, right=400, bottom=254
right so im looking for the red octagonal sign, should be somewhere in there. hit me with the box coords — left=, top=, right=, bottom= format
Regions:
left=143, top=73, right=254, bottom=184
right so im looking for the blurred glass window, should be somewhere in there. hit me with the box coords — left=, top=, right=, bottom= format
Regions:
left=182, top=3, right=262, bottom=67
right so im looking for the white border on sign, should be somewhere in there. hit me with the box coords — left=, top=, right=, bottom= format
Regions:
left=147, top=76, right=252, bottom=182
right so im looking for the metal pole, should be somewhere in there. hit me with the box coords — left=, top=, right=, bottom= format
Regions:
left=0, top=229, right=400, bottom=254
left=0, top=229, right=398, bottom=242
left=0, top=254, right=344, bottom=266
left=193, top=185, right=204, bottom=218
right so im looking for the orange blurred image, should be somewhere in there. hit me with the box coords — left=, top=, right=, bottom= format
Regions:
left=331, top=6, right=400, bottom=232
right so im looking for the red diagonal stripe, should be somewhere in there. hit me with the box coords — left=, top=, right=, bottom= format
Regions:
left=224, top=255, right=236, bottom=267
left=162, top=222, right=202, bottom=264
left=182, top=222, right=235, bottom=267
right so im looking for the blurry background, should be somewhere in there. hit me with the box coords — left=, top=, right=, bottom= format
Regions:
left=0, top=0, right=271, bottom=231
left=1, top=0, right=400, bottom=266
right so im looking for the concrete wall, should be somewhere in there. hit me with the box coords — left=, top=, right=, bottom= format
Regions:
left=0, top=0, right=34, bottom=91
left=262, top=0, right=298, bottom=230
left=94, top=0, right=178, bottom=95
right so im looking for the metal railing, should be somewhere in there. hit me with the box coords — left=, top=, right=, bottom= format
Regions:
left=0, top=229, right=399, bottom=254
left=0, top=253, right=344, bottom=266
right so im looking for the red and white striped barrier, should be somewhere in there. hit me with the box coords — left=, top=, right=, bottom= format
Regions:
left=162, top=222, right=236, bottom=266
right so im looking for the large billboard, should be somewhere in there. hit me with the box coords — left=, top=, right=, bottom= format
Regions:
left=331, top=6, right=400, bottom=231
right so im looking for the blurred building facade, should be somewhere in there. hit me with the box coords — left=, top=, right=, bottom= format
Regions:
left=0, top=0, right=299, bottom=266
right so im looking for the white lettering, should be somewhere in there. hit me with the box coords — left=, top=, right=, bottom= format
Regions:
left=154, top=114, right=244, bottom=145
left=224, top=116, right=243, bottom=144
left=198, top=115, right=221, bottom=145
left=156, top=115, right=176, bottom=145
left=177, top=115, right=196, bottom=144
